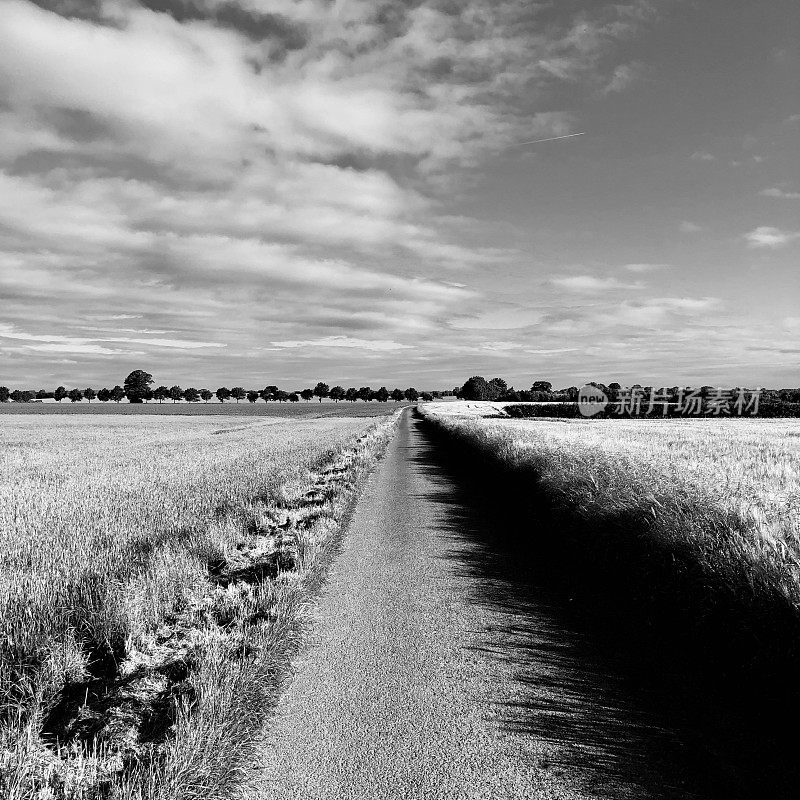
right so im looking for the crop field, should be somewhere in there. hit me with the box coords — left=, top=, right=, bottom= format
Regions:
left=0, top=412, right=397, bottom=799
left=421, top=402, right=800, bottom=675
left=0, top=402, right=402, bottom=417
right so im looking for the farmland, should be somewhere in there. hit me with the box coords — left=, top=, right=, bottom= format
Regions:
left=419, top=403, right=800, bottom=789
left=0, top=411, right=398, bottom=799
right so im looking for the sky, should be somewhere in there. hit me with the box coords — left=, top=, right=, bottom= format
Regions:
left=0, top=0, right=798, bottom=390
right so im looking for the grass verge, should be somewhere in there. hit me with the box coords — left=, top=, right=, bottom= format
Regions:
left=1, top=412, right=399, bottom=799
left=418, top=407, right=800, bottom=796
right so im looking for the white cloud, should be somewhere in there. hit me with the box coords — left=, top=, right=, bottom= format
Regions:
left=551, top=275, right=642, bottom=292
left=679, top=221, right=703, bottom=233
left=271, top=336, right=412, bottom=352
left=759, top=187, right=800, bottom=200
left=602, top=61, right=644, bottom=94
left=745, top=226, right=800, bottom=249
left=690, top=151, right=715, bottom=162
left=623, top=263, right=670, bottom=273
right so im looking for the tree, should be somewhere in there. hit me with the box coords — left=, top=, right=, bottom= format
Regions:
left=68, top=388, right=83, bottom=403
left=97, top=388, right=111, bottom=402
left=169, top=385, right=183, bottom=403
left=314, top=382, right=330, bottom=402
left=488, top=378, right=507, bottom=400
left=0, top=387, right=9, bottom=403
left=183, top=387, right=200, bottom=402
left=531, top=381, right=553, bottom=394
left=374, top=386, right=389, bottom=403
left=301, top=388, right=314, bottom=402
left=36, top=389, right=48, bottom=400
left=153, top=386, right=169, bottom=403
left=357, top=386, right=372, bottom=402
left=124, top=370, right=153, bottom=403
left=275, top=390, right=290, bottom=402
left=459, top=376, right=491, bottom=400
left=289, top=392, right=299, bottom=403
left=111, top=385, right=126, bottom=403
left=345, top=387, right=358, bottom=402
left=247, top=390, right=259, bottom=403
left=231, top=387, right=246, bottom=403
left=329, top=385, right=345, bottom=402
left=216, top=386, right=231, bottom=403
left=390, top=388, right=404, bottom=402
left=404, top=387, right=419, bottom=402
left=54, top=386, right=67, bottom=402
left=420, top=392, right=434, bottom=402
left=83, top=387, right=96, bottom=403
left=262, top=385, right=278, bottom=401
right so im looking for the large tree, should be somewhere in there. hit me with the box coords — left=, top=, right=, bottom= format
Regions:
left=289, top=392, right=299, bottom=403
left=374, top=386, right=389, bottom=403
left=124, top=370, right=153, bottom=403
left=275, top=390, right=290, bottom=402
left=216, top=386, right=231, bottom=403
left=54, top=386, right=67, bottom=402
left=246, top=390, right=259, bottom=403
left=183, top=387, right=200, bottom=402
left=169, top=385, right=183, bottom=403
left=111, top=385, right=126, bottom=403
left=68, top=388, right=83, bottom=403
left=313, top=382, right=330, bottom=402
left=345, top=387, right=358, bottom=402
left=404, top=387, right=419, bottom=402
left=83, top=387, right=96, bottom=403
left=329, top=385, right=345, bottom=402
left=300, top=388, right=314, bottom=402
left=390, top=388, right=404, bottom=402
left=357, top=386, right=372, bottom=402
left=230, top=387, right=246, bottom=403
left=0, top=387, right=9, bottom=403
left=153, top=385, right=169, bottom=403
left=97, top=388, right=111, bottom=402
left=488, top=378, right=507, bottom=400
left=459, top=376, right=491, bottom=400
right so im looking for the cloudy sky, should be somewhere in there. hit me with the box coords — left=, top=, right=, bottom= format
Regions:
left=1, top=0, right=798, bottom=390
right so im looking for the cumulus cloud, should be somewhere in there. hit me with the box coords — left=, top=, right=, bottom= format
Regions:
left=690, top=151, right=715, bottom=161
left=745, top=226, right=800, bottom=248
left=0, top=0, right=672, bottom=384
left=679, top=221, right=703, bottom=233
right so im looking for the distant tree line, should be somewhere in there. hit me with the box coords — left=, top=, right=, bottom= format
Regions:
left=455, top=376, right=800, bottom=414
left=0, top=371, right=436, bottom=404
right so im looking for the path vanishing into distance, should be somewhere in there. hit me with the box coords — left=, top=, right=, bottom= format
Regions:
left=244, top=409, right=732, bottom=800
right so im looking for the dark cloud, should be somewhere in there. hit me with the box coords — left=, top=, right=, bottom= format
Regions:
left=139, top=0, right=308, bottom=46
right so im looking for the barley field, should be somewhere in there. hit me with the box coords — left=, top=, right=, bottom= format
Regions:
left=421, top=403, right=800, bottom=645
left=0, top=412, right=396, bottom=799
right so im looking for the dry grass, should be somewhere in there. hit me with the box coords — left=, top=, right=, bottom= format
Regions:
left=0, top=412, right=399, bottom=799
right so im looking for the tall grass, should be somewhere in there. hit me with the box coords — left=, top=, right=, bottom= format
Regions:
left=419, top=406, right=800, bottom=760
left=0, top=413, right=398, bottom=798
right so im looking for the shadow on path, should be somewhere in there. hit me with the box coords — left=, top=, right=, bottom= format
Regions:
left=406, top=414, right=741, bottom=800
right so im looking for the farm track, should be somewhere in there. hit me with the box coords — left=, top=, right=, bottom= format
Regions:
left=25, top=416, right=399, bottom=796
left=244, top=410, right=722, bottom=800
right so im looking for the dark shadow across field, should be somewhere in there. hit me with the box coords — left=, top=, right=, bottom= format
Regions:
left=406, top=413, right=779, bottom=800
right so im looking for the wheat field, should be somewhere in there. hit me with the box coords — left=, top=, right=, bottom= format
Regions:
left=0, top=413, right=395, bottom=799
left=421, top=404, right=800, bottom=631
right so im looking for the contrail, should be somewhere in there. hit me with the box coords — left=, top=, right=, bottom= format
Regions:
left=515, top=132, right=587, bottom=145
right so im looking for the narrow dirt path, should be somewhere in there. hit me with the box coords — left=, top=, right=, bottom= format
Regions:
left=243, top=410, right=721, bottom=800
